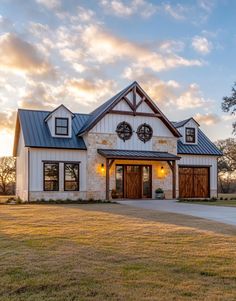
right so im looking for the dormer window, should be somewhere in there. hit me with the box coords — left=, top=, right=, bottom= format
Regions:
left=55, top=117, right=69, bottom=136
left=186, top=127, right=196, bottom=143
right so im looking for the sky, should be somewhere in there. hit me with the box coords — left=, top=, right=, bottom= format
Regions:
left=0, top=0, right=235, bottom=157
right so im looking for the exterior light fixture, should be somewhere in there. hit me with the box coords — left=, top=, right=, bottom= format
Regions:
left=101, top=163, right=105, bottom=172
left=161, top=166, right=164, bottom=173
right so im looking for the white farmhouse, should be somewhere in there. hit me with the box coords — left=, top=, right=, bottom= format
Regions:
left=13, top=82, right=222, bottom=201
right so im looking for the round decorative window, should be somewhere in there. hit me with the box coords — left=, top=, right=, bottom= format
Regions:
left=116, top=121, right=133, bottom=141
left=137, top=123, right=153, bottom=143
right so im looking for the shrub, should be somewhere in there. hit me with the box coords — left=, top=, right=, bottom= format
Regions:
left=155, top=188, right=164, bottom=193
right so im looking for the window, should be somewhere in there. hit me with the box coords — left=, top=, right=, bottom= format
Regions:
left=116, top=165, right=124, bottom=198
left=137, top=123, right=153, bottom=143
left=64, top=163, right=80, bottom=191
left=44, top=163, right=59, bottom=191
left=116, top=121, right=133, bottom=141
left=186, top=127, right=196, bottom=143
left=55, top=117, right=69, bottom=136
left=142, top=166, right=151, bottom=198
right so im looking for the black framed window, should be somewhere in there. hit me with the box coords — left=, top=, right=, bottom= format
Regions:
left=44, top=163, right=59, bottom=191
left=186, top=127, right=196, bottom=143
left=64, top=163, right=79, bottom=191
left=55, top=117, right=69, bottom=136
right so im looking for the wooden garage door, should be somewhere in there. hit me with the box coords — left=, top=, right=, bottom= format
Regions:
left=179, top=167, right=210, bottom=198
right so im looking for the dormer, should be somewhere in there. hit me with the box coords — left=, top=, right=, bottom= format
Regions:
left=44, top=104, right=74, bottom=138
left=174, top=117, right=199, bottom=145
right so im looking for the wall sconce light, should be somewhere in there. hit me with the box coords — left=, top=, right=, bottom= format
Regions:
left=101, top=163, right=105, bottom=172
left=161, top=166, right=164, bottom=174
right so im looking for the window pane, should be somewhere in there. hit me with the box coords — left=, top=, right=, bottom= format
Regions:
left=116, top=165, right=123, bottom=197
left=56, top=127, right=68, bottom=135
left=64, top=163, right=79, bottom=191
left=44, top=163, right=59, bottom=191
left=143, top=166, right=151, bottom=198
left=186, top=128, right=195, bottom=143
left=65, top=181, right=78, bottom=191
left=56, top=118, right=68, bottom=127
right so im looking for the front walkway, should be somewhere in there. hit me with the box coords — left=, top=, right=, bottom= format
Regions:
left=118, top=199, right=236, bottom=226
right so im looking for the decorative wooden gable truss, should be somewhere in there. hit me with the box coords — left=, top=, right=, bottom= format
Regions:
left=77, top=81, right=181, bottom=137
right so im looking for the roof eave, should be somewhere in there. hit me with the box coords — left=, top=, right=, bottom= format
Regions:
left=44, top=104, right=75, bottom=122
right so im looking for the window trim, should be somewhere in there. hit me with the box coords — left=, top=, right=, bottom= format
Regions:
left=64, top=163, right=80, bottom=191
left=185, top=127, right=196, bottom=143
left=43, top=162, right=59, bottom=191
left=55, top=117, right=69, bottom=136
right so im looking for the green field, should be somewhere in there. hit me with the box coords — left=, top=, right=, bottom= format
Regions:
left=1, top=203, right=236, bottom=300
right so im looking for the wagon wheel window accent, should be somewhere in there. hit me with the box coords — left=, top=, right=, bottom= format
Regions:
left=116, top=121, right=133, bottom=141
left=137, top=123, right=153, bottom=143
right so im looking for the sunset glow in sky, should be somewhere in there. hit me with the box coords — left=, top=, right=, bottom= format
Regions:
left=0, top=0, right=235, bottom=157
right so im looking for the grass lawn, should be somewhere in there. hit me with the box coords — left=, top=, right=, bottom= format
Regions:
left=179, top=193, right=236, bottom=207
left=1, top=204, right=236, bottom=300
left=179, top=199, right=236, bottom=207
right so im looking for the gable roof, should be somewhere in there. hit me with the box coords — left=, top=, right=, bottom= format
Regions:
left=176, top=127, right=222, bottom=156
left=173, top=117, right=200, bottom=128
left=13, top=109, right=89, bottom=155
left=77, top=81, right=181, bottom=138
left=44, top=104, right=75, bottom=122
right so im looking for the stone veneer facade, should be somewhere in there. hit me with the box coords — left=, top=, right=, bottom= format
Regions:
left=84, top=132, right=178, bottom=200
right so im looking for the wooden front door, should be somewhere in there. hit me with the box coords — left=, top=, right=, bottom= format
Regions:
left=179, top=167, right=210, bottom=198
left=125, top=166, right=142, bottom=199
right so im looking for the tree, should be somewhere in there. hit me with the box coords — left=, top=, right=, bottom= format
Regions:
left=222, top=83, right=236, bottom=134
left=0, top=157, right=16, bottom=195
left=215, top=139, right=236, bottom=193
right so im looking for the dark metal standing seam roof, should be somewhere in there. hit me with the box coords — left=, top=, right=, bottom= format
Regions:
left=17, top=109, right=222, bottom=155
left=176, top=128, right=222, bottom=156
left=18, top=109, right=90, bottom=150
left=77, top=83, right=134, bottom=136
left=97, top=149, right=181, bottom=160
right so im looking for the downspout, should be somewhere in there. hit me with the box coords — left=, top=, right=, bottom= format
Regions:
left=27, top=148, right=30, bottom=202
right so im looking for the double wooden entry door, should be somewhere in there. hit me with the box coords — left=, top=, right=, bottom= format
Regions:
left=126, top=166, right=142, bottom=199
left=116, top=165, right=152, bottom=199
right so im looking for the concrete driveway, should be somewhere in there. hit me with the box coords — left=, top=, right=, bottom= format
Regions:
left=119, top=200, right=236, bottom=226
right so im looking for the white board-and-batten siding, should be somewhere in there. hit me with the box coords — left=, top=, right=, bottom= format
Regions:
left=29, top=148, right=87, bottom=193
left=178, top=155, right=218, bottom=191
left=16, top=129, right=28, bottom=200
left=90, top=113, right=175, bottom=151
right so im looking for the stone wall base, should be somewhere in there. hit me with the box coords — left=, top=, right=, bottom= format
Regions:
left=29, top=191, right=87, bottom=202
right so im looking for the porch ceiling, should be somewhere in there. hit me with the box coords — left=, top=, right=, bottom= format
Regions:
left=97, top=149, right=181, bottom=161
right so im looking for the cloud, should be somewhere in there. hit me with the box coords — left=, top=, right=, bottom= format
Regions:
left=0, top=33, right=55, bottom=77
left=66, top=78, right=117, bottom=105
left=123, top=67, right=180, bottom=106
left=192, top=36, right=212, bottom=55
left=198, top=0, right=215, bottom=13
left=0, top=15, right=14, bottom=32
left=36, top=0, right=61, bottom=10
left=123, top=67, right=212, bottom=111
left=0, top=111, right=16, bottom=132
left=194, top=113, right=221, bottom=125
left=76, top=6, right=95, bottom=22
left=100, top=0, right=157, bottom=18
left=176, top=83, right=210, bottom=109
left=18, top=82, right=56, bottom=110
left=164, top=3, right=188, bottom=20
left=81, top=24, right=202, bottom=71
